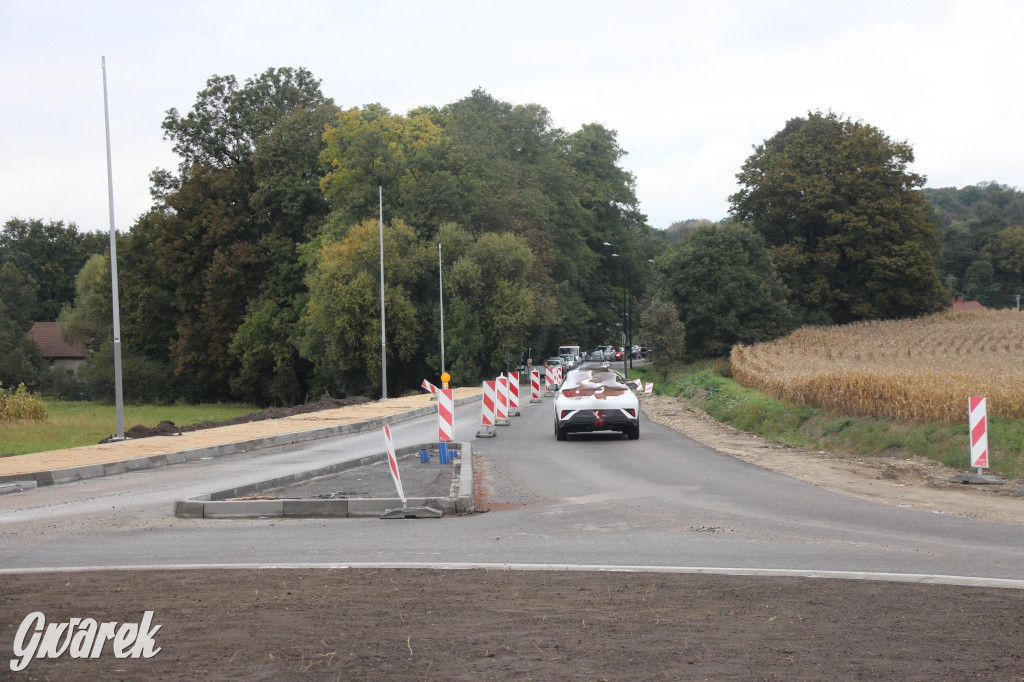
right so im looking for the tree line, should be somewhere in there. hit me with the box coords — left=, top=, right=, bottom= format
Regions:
left=2, top=69, right=1013, bottom=405
left=926, top=182, right=1024, bottom=308
left=5, top=68, right=661, bottom=404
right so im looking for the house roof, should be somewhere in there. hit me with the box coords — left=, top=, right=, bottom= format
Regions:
left=950, top=297, right=985, bottom=311
left=27, top=322, right=88, bottom=359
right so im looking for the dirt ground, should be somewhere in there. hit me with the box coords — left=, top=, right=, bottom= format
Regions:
left=3, top=568, right=1024, bottom=681
left=4, top=394, right=1024, bottom=680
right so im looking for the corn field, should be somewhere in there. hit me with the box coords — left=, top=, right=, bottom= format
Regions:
left=730, top=310, right=1024, bottom=423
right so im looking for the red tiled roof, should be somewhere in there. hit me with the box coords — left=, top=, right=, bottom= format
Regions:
left=27, top=322, right=88, bottom=359
left=951, top=300, right=985, bottom=310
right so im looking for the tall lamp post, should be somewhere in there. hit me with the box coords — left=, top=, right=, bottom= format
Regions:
left=603, top=242, right=630, bottom=378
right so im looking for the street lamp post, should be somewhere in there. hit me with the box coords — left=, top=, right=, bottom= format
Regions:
left=603, top=242, right=629, bottom=379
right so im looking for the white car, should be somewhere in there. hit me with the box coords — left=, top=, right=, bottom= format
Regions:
left=553, top=364, right=640, bottom=440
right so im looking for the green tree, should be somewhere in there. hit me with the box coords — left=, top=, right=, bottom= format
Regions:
left=0, top=218, right=107, bottom=321
left=0, top=261, right=39, bottom=331
left=986, top=225, right=1024, bottom=285
left=229, top=297, right=308, bottom=406
left=637, top=298, right=686, bottom=367
left=0, top=261, right=46, bottom=388
left=131, top=68, right=334, bottom=402
left=299, top=218, right=430, bottom=397
left=446, top=230, right=541, bottom=380
left=660, top=222, right=793, bottom=359
left=319, top=103, right=453, bottom=232
left=161, top=66, right=330, bottom=172
left=58, top=253, right=112, bottom=351
left=731, top=111, right=945, bottom=324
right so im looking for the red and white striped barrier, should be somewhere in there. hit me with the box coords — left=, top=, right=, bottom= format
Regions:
left=476, top=380, right=497, bottom=438
left=508, top=371, right=521, bottom=416
left=970, top=396, right=988, bottom=470
left=555, top=366, right=563, bottom=385
left=421, top=379, right=437, bottom=394
left=530, top=369, right=542, bottom=403
left=382, top=424, right=405, bottom=506
left=644, top=382, right=653, bottom=397
left=544, top=366, right=556, bottom=395
left=437, top=388, right=454, bottom=442
left=495, top=375, right=510, bottom=425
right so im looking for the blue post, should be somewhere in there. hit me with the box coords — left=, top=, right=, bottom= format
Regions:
left=438, top=442, right=448, bottom=464
left=419, top=448, right=430, bottom=463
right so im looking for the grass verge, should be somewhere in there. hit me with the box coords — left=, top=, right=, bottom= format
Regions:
left=0, top=400, right=258, bottom=457
left=632, top=361, right=1024, bottom=481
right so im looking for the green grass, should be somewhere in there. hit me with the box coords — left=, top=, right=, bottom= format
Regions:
left=0, top=400, right=258, bottom=457
left=633, top=362, right=1024, bottom=481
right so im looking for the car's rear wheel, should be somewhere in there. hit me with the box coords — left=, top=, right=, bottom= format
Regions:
left=555, top=421, right=568, bottom=441
left=626, top=423, right=640, bottom=440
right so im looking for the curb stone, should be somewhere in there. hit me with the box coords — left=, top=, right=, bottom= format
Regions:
left=173, top=442, right=474, bottom=519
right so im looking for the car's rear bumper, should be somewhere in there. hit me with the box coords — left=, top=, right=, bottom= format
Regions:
left=557, top=408, right=638, bottom=432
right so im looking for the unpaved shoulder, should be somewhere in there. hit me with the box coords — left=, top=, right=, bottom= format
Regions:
left=642, top=395, right=1024, bottom=526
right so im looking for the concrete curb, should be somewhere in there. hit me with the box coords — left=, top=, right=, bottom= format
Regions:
left=173, top=441, right=474, bottom=519
left=0, top=395, right=480, bottom=489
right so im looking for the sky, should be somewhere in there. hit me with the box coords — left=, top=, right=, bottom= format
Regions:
left=2, top=0, right=1023, bottom=233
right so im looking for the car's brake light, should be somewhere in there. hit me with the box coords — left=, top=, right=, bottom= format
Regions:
left=560, top=410, right=572, bottom=419
left=625, top=409, right=636, bottom=417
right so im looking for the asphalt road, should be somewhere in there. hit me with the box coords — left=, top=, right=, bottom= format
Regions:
left=2, top=399, right=1024, bottom=582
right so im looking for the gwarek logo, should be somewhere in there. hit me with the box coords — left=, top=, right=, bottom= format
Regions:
left=9, top=611, right=162, bottom=672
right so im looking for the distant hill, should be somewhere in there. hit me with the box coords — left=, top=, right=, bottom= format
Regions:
left=923, top=181, right=1024, bottom=228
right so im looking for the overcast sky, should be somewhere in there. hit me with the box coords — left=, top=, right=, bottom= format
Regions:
left=2, top=0, right=1022, bottom=233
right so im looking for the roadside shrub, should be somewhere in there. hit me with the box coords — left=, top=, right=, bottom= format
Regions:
left=0, top=383, right=47, bottom=423
left=41, top=368, right=89, bottom=400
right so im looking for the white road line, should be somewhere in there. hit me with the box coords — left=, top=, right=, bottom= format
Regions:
left=2, top=562, right=1023, bottom=589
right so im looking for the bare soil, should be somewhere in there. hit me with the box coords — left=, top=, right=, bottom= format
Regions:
left=2, top=569, right=1023, bottom=680
left=4, top=395, right=1024, bottom=680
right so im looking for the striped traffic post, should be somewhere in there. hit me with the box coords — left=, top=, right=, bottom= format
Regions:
left=437, top=388, right=454, bottom=443
left=544, top=366, right=556, bottom=396
left=508, top=371, right=521, bottom=416
left=970, top=396, right=989, bottom=473
left=495, top=375, right=510, bottom=425
left=476, top=380, right=497, bottom=438
left=382, top=424, right=405, bottom=506
left=530, top=369, right=542, bottom=403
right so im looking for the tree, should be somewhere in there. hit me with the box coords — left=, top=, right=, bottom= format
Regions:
left=660, top=222, right=793, bottom=359
left=731, top=111, right=945, bottom=324
left=161, top=67, right=330, bottom=172
left=58, top=254, right=111, bottom=351
left=445, top=230, right=541, bottom=380
left=637, top=299, right=686, bottom=367
left=0, top=261, right=39, bottom=331
left=0, top=261, right=45, bottom=388
left=132, top=68, right=336, bottom=402
left=298, top=218, right=431, bottom=397
left=319, top=103, right=455, bottom=232
left=0, top=218, right=107, bottom=321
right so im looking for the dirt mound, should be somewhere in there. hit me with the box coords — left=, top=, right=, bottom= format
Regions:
left=99, top=395, right=371, bottom=444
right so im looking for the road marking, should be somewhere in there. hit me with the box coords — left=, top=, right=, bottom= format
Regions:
left=2, top=562, right=1023, bottom=589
